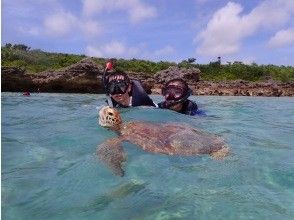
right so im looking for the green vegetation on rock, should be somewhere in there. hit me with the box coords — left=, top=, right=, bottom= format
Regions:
left=2, top=44, right=86, bottom=74
left=115, top=58, right=176, bottom=75
left=178, top=60, right=294, bottom=82
left=2, top=44, right=293, bottom=82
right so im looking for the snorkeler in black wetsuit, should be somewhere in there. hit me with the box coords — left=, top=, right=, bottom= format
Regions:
left=158, top=78, right=198, bottom=116
left=103, top=69, right=156, bottom=108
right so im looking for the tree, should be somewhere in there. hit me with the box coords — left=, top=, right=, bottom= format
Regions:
left=188, top=58, right=196, bottom=63
left=12, top=44, right=30, bottom=51
left=4, top=43, right=12, bottom=49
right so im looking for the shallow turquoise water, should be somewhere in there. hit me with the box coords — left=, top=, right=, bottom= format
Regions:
left=2, top=92, right=294, bottom=220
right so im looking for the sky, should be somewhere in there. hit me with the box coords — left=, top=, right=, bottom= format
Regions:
left=2, top=0, right=294, bottom=65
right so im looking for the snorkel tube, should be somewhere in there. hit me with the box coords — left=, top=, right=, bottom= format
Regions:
left=103, top=60, right=114, bottom=107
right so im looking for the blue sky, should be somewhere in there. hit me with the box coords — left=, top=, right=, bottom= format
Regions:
left=2, top=0, right=294, bottom=65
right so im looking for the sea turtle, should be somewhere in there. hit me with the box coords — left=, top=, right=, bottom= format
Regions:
left=97, top=106, right=229, bottom=176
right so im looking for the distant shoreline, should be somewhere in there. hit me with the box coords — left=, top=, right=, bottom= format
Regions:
left=151, top=80, right=294, bottom=97
left=2, top=62, right=294, bottom=97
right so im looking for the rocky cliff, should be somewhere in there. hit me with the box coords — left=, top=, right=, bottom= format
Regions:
left=2, top=58, right=105, bottom=93
left=2, top=58, right=293, bottom=96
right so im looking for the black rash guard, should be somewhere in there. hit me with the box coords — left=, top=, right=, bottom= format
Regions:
left=107, top=80, right=156, bottom=108
left=158, top=99, right=198, bottom=116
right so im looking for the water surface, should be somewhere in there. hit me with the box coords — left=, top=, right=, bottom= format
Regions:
left=2, top=93, right=294, bottom=219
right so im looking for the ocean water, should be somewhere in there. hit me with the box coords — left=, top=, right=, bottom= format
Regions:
left=2, top=92, right=294, bottom=220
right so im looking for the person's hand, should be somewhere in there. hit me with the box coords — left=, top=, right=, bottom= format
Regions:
left=105, top=61, right=113, bottom=71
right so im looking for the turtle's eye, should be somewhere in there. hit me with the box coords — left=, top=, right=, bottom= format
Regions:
left=108, top=112, right=113, bottom=116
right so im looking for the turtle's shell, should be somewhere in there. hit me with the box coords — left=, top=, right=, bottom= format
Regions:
left=120, top=121, right=225, bottom=156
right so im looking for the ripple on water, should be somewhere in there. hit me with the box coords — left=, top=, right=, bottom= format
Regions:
left=2, top=93, right=294, bottom=219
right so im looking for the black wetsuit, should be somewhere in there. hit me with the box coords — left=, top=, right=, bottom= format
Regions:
left=107, top=80, right=156, bottom=108
left=158, top=99, right=198, bottom=116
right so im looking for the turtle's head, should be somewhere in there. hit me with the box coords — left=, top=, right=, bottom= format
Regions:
left=99, top=106, right=122, bottom=130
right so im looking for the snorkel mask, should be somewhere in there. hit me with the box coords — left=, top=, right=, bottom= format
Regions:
left=107, top=80, right=129, bottom=95
left=161, top=79, right=192, bottom=108
left=106, top=73, right=130, bottom=95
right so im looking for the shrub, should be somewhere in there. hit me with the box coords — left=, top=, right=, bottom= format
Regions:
left=1, top=44, right=293, bottom=82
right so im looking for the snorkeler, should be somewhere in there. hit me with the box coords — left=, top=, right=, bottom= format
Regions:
left=23, top=91, right=30, bottom=96
left=103, top=69, right=156, bottom=108
left=158, top=78, right=198, bottom=115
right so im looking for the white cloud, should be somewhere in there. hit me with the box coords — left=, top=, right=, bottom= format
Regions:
left=196, top=2, right=245, bottom=55
left=196, top=0, right=294, bottom=56
left=103, top=41, right=127, bottom=55
left=154, top=45, right=175, bottom=56
left=86, top=45, right=103, bottom=57
left=82, top=0, right=157, bottom=23
left=82, top=0, right=104, bottom=16
left=86, top=43, right=179, bottom=61
left=86, top=41, right=139, bottom=58
left=128, top=1, right=157, bottom=23
left=43, top=11, right=103, bottom=38
left=81, top=20, right=104, bottom=37
left=18, top=26, right=40, bottom=36
left=44, top=11, right=77, bottom=37
left=268, top=28, right=294, bottom=48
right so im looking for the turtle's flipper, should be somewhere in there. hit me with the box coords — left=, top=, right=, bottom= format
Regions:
left=210, top=146, right=230, bottom=160
left=97, top=138, right=126, bottom=176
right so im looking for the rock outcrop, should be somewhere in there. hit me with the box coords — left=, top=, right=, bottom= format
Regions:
left=188, top=80, right=293, bottom=97
left=1, top=58, right=293, bottom=96
left=31, top=58, right=105, bottom=93
left=1, top=67, right=35, bottom=92
left=154, top=66, right=200, bottom=83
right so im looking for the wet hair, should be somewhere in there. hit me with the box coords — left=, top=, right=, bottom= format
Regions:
left=107, top=71, right=130, bottom=84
